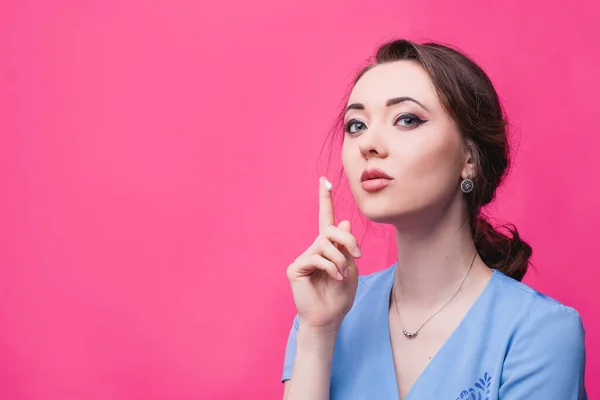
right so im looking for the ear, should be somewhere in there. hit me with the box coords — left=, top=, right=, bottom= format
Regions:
left=461, top=139, right=477, bottom=179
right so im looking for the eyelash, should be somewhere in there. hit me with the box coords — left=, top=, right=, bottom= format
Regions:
left=344, top=113, right=428, bottom=134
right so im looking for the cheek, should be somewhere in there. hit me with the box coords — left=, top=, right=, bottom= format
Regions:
left=420, top=139, right=461, bottom=173
left=341, top=140, right=367, bottom=199
left=341, top=139, right=358, bottom=173
left=393, top=127, right=462, bottom=194
left=418, top=122, right=460, bottom=166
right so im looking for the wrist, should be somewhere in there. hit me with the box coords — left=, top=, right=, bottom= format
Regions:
left=296, top=324, right=339, bottom=355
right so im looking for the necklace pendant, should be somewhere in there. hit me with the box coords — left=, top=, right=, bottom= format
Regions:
left=402, top=329, right=418, bottom=339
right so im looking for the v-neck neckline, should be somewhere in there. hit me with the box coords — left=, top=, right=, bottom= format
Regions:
left=382, top=266, right=498, bottom=400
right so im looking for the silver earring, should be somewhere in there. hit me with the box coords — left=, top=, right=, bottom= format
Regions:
left=461, top=176, right=474, bottom=193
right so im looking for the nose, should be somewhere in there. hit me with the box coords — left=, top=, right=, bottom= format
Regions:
left=358, top=128, right=388, bottom=160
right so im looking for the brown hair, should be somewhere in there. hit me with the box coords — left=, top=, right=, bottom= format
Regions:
left=333, top=38, right=532, bottom=281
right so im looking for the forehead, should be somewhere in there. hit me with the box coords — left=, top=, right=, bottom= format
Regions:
left=348, top=61, right=438, bottom=108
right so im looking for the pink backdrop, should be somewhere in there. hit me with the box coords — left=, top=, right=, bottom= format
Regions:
left=1, top=1, right=598, bottom=399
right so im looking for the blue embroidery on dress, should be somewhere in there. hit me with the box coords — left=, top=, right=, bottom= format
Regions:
left=455, top=372, right=491, bottom=400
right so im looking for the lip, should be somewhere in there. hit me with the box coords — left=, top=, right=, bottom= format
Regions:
left=360, top=168, right=393, bottom=182
left=360, top=168, right=393, bottom=192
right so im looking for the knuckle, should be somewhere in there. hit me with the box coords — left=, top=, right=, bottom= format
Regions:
left=324, top=225, right=336, bottom=236
left=342, top=231, right=356, bottom=244
left=318, top=255, right=331, bottom=266
left=316, top=235, right=331, bottom=249
left=313, top=234, right=325, bottom=246
left=287, top=260, right=299, bottom=271
left=308, top=254, right=321, bottom=264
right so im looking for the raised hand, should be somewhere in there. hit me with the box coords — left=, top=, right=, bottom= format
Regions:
left=286, top=177, right=361, bottom=331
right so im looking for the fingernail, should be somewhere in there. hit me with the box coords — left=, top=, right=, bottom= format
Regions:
left=343, top=267, right=349, bottom=277
left=324, top=178, right=332, bottom=191
left=336, top=271, right=344, bottom=280
left=353, top=247, right=362, bottom=258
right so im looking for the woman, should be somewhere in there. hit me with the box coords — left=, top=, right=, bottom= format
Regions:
left=281, top=39, right=587, bottom=400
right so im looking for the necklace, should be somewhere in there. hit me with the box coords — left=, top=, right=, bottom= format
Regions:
left=392, top=252, right=477, bottom=339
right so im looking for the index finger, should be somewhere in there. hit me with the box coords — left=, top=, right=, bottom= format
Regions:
left=319, top=177, right=335, bottom=234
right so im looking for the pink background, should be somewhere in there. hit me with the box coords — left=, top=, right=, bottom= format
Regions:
left=1, top=1, right=598, bottom=399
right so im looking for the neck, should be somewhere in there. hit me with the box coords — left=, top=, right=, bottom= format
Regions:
left=391, top=193, right=481, bottom=309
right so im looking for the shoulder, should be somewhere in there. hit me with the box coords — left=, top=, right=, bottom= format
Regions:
left=493, top=272, right=587, bottom=396
left=492, top=271, right=585, bottom=362
left=492, top=270, right=584, bottom=331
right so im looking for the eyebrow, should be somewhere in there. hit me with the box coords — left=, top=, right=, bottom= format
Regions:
left=344, top=96, right=429, bottom=116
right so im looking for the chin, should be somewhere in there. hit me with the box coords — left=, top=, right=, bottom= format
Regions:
left=356, top=192, right=433, bottom=225
left=356, top=200, right=405, bottom=224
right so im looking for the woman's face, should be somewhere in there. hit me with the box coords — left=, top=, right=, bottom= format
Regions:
left=342, top=60, right=472, bottom=224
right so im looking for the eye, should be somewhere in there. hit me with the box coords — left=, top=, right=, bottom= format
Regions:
left=344, top=119, right=367, bottom=134
left=394, top=113, right=427, bottom=129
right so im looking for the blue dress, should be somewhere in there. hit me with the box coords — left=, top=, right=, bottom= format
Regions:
left=282, top=264, right=587, bottom=399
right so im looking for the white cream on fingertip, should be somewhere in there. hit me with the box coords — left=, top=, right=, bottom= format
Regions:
left=324, top=179, right=332, bottom=191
